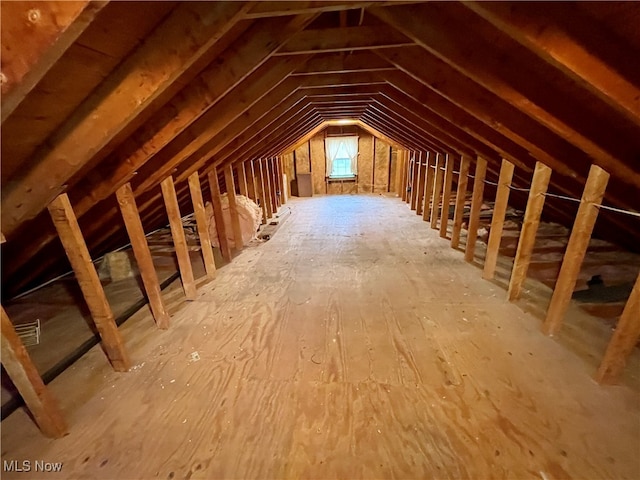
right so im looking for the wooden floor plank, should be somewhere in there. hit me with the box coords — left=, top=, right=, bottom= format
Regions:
left=2, top=195, right=638, bottom=480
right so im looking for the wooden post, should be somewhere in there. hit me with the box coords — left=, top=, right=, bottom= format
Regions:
left=451, top=155, right=471, bottom=249
left=245, top=160, right=257, bottom=202
left=116, top=183, right=171, bottom=328
left=48, top=193, right=130, bottom=371
left=401, top=151, right=409, bottom=202
left=415, top=152, right=426, bottom=216
left=507, top=162, right=552, bottom=300
left=237, top=162, right=248, bottom=198
left=160, top=176, right=197, bottom=300
left=542, top=164, right=610, bottom=335
left=277, top=156, right=286, bottom=205
left=422, top=152, right=435, bottom=222
left=1, top=306, right=67, bottom=438
left=268, top=158, right=280, bottom=212
left=482, top=159, right=515, bottom=279
left=188, top=172, right=217, bottom=280
left=439, top=154, right=455, bottom=238
left=595, top=272, right=640, bottom=384
left=254, top=159, right=268, bottom=224
left=464, top=157, right=487, bottom=262
left=262, top=158, right=274, bottom=219
left=410, top=155, right=420, bottom=211
left=224, top=165, right=244, bottom=251
left=207, top=169, right=233, bottom=261
left=430, top=153, right=446, bottom=229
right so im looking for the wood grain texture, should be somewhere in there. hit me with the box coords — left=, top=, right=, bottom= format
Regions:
left=116, top=183, right=171, bottom=328
left=543, top=164, right=610, bottom=335
left=161, top=176, right=197, bottom=301
left=188, top=173, right=217, bottom=280
left=415, top=152, right=426, bottom=216
left=595, top=272, right=640, bottom=384
left=464, top=157, right=487, bottom=262
left=3, top=195, right=638, bottom=479
left=224, top=165, right=244, bottom=251
left=451, top=155, right=470, bottom=249
left=1, top=306, right=67, bottom=437
left=439, top=154, right=455, bottom=238
left=47, top=193, right=131, bottom=371
left=254, top=160, right=269, bottom=224
left=208, top=170, right=233, bottom=260
left=430, top=153, right=446, bottom=229
left=508, top=162, right=552, bottom=300
left=483, top=159, right=515, bottom=280
left=422, top=152, right=435, bottom=222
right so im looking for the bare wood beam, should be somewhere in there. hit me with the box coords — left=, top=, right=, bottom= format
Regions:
left=188, top=172, right=216, bottom=280
left=439, top=154, right=455, bottom=238
left=116, top=183, right=170, bottom=329
left=160, top=177, right=197, bottom=301
left=224, top=165, right=244, bottom=251
left=245, top=161, right=257, bottom=201
left=207, top=170, right=232, bottom=261
left=294, top=51, right=394, bottom=75
left=464, top=157, right=487, bottom=262
left=508, top=162, right=552, bottom=301
left=0, top=1, right=107, bottom=122
left=254, top=160, right=269, bottom=224
left=482, top=159, right=515, bottom=279
left=409, top=155, right=419, bottom=211
left=276, top=25, right=413, bottom=55
left=236, top=162, right=249, bottom=198
left=464, top=2, right=640, bottom=127
left=415, top=153, right=426, bottom=216
left=595, top=273, right=640, bottom=384
left=48, top=193, right=130, bottom=370
left=269, top=158, right=280, bottom=212
left=542, top=165, right=610, bottom=335
left=1, top=306, right=67, bottom=437
left=422, top=152, right=435, bottom=222
left=276, top=157, right=286, bottom=204
left=1, top=2, right=251, bottom=238
left=430, top=153, right=446, bottom=229
left=451, top=155, right=471, bottom=248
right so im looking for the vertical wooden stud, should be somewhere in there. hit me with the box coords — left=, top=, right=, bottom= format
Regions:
left=224, top=165, right=244, bottom=251
left=401, top=151, right=409, bottom=202
left=208, top=169, right=232, bottom=261
left=415, top=152, right=427, bottom=216
left=161, top=176, right=197, bottom=300
left=262, top=158, right=274, bottom=219
left=277, top=156, right=286, bottom=205
left=542, top=164, right=610, bottom=335
left=464, top=157, right=487, bottom=262
left=245, top=160, right=257, bottom=202
left=410, top=155, right=420, bottom=211
left=268, top=158, right=280, bottom=212
left=507, top=162, right=552, bottom=301
left=237, top=162, right=248, bottom=198
left=430, top=153, right=446, bottom=229
left=188, top=172, right=217, bottom=280
left=1, top=306, right=67, bottom=438
left=451, top=155, right=471, bottom=249
left=48, top=193, right=130, bottom=370
left=439, top=154, right=455, bottom=238
left=116, top=183, right=171, bottom=328
left=423, top=152, right=435, bottom=222
left=254, top=159, right=268, bottom=223
left=595, top=272, right=640, bottom=384
left=482, top=159, right=515, bottom=279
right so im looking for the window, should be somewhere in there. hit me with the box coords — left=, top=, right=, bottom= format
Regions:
left=325, top=136, right=358, bottom=178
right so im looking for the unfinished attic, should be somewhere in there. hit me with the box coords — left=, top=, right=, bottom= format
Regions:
left=1, top=1, right=640, bottom=478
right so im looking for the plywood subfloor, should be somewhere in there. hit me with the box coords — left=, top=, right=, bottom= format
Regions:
left=2, top=195, right=639, bottom=480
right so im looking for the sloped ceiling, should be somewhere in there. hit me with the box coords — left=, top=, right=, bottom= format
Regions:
left=1, top=1, right=639, bottom=297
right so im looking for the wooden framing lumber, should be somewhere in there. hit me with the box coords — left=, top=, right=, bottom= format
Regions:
left=482, top=159, right=515, bottom=279
left=507, top=162, right=552, bottom=301
left=595, top=273, right=640, bottom=384
left=415, top=152, right=426, bottom=216
left=116, top=183, right=171, bottom=329
left=277, top=157, right=286, bottom=204
left=464, top=157, right=487, bottom=262
left=422, top=152, right=435, bottom=222
left=451, top=155, right=471, bottom=248
left=254, top=160, right=269, bottom=224
left=542, top=164, right=610, bottom=335
left=1, top=306, right=67, bottom=437
left=47, top=194, right=130, bottom=371
left=402, top=151, right=410, bottom=202
left=409, top=155, right=419, bottom=211
left=188, top=172, right=217, bottom=280
left=263, top=158, right=274, bottom=219
left=160, top=177, right=197, bottom=301
left=207, top=170, right=233, bottom=261
left=0, top=1, right=107, bottom=122
left=430, top=153, right=446, bottom=229
left=2, top=2, right=251, bottom=238
left=245, top=161, right=257, bottom=202
left=268, top=158, right=280, bottom=212
left=237, top=163, right=248, bottom=198
left=439, top=154, right=455, bottom=238
left=224, top=165, right=244, bottom=251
